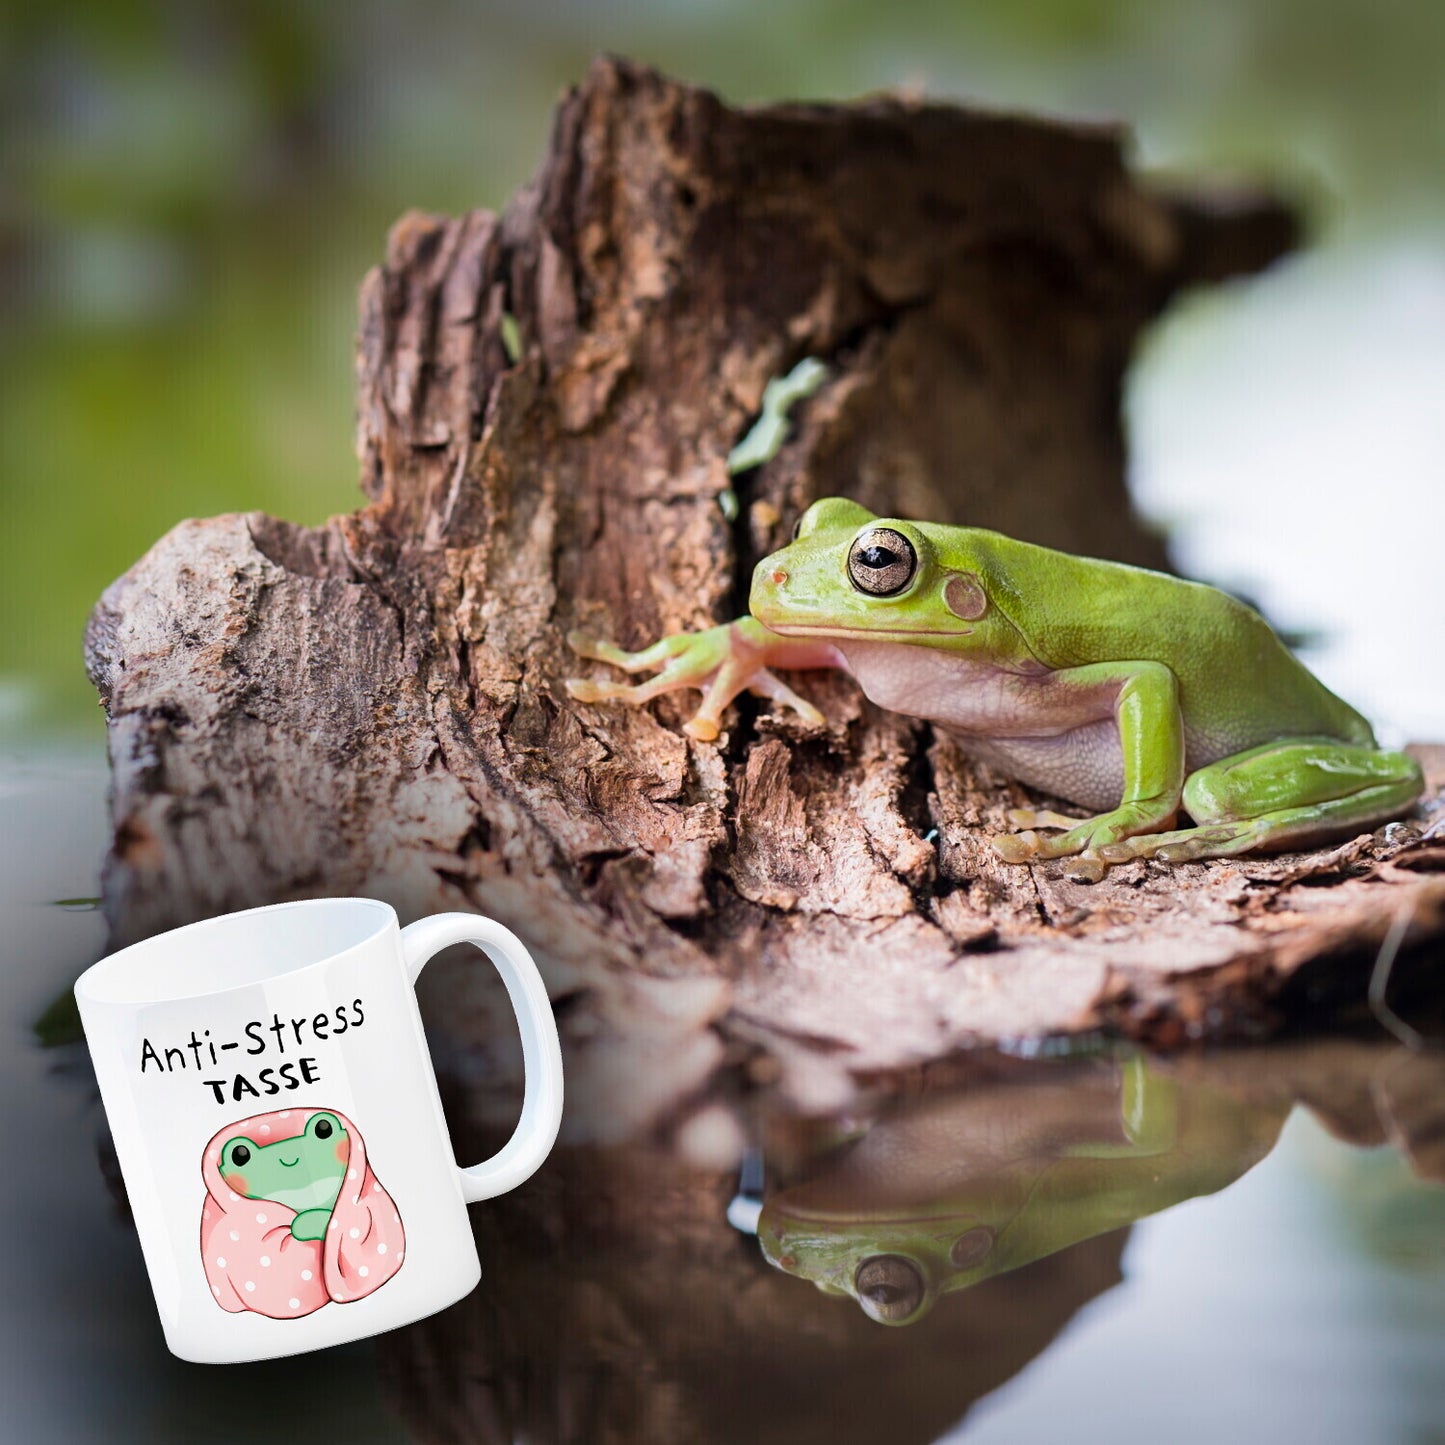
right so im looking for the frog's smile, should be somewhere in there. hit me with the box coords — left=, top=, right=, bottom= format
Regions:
left=279, top=1156, right=299, bottom=1167
left=773, top=1208, right=985, bottom=1226
left=770, top=623, right=972, bottom=640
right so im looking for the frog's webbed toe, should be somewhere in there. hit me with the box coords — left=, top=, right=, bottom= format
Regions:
left=993, top=829, right=1042, bottom=864
left=1086, top=820, right=1278, bottom=865
left=565, top=671, right=697, bottom=707
left=745, top=670, right=827, bottom=729
left=566, top=630, right=688, bottom=673
left=997, top=827, right=1109, bottom=881
left=1061, top=852, right=1108, bottom=884
left=566, top=620, right=830, bottom=741
left=566, top=626, right=732, bottom=727
left=687, top=660, right=823, bottom=740
left=994, top=819, right=1122, bottom=867
left=994, top=798, right=1181, bottom=880
left=994, top=830, right=1124, bottom=882
left=1005, top=807, right=1085, bottom=832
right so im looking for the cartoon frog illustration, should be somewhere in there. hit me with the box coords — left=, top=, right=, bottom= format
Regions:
left=218, top=1110, right=350, bottom=1242
left=199, top=1106, right=406, bottom=1319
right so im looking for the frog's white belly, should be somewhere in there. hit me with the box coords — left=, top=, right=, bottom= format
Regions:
left=835, top=639, right=1126, bottom=812
left=959, top=728, right=1126, bottom=813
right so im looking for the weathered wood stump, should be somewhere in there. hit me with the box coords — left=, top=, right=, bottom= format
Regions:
left=86, top=58, right=1445, bottom=1125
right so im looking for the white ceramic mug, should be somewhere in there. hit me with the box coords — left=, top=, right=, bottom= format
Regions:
left=74, top=898, right=564, bottom=1364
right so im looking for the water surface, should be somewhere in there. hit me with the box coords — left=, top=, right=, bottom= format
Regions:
left=5, top=753, right=1443, bottom=1444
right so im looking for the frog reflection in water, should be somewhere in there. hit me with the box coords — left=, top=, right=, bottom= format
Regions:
left=757, top=1058, right=1286, bottom=1325
left=218, top=1110, right=349, bottom=1241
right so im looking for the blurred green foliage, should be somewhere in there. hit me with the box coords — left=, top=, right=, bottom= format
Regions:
left=2, top=0, right=1441, bottom=737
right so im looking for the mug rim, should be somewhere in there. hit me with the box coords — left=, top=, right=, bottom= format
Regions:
left=74, top=896, right=398, bottom=1008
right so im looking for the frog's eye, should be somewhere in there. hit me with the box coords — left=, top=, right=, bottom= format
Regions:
left=847, top=528, right=916, bottom=597
left=312, top=1116, right=334, bottom=1140
left=854, top=1254, right=926, bottom=1324
left=791, top=514, right=804, bottom=541
left=227, top=1142, right=251, bottom=1168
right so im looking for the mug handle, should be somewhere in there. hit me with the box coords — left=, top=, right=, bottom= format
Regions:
left=400, top=914, right=564, bottom=1203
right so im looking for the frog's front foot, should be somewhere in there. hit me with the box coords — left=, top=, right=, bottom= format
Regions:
left=290, top=1208, right=332, bottom=1242
left=992, top=828, right=1041, bottom=865
left=565, top=620, right=826, bottom=741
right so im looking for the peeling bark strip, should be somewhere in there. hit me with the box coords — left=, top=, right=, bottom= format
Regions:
left=86, top=59, right=1442, bottom=1113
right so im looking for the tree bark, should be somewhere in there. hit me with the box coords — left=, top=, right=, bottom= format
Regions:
left=86, top=58, right=1445, bottom=1123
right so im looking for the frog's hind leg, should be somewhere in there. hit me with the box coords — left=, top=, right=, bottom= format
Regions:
left=1096, top=738, right=1424, bottom=867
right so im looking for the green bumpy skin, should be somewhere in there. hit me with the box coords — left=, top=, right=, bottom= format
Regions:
left=567, top=498, right=1422, bottom=881
left=218, top=1110, right=349, bottom=1241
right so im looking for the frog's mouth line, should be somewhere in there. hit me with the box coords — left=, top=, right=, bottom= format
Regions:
left=768, top=1208, right=991, bottom=1227
left=768, top=624, right=973, bottom=641
left=279, top=1156, right=299, bottom=1167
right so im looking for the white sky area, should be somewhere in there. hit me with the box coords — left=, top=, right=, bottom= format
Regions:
left=1127, top=234, right=1445, bottom=743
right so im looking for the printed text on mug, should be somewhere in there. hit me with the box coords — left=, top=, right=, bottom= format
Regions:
left=137, top=1000, right=368, bottom=1104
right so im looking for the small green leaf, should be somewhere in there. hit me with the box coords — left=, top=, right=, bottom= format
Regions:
left=500, top=312, right=522, bottom=364
left=727, top=356, right=829, bottom=475
left=34, top=989, right=85, bottom=1048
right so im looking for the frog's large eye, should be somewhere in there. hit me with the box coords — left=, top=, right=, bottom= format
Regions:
left=227, top=1142, right=251, bottom=1168
left=854, top=1254, right=926, bottom=1323
left=847, top=528, right=916, bottom=597
left=311, top=1116, right=334, bottom=1140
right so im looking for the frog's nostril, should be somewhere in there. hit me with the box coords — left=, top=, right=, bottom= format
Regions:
left=770, top=569, right=788, bottom=585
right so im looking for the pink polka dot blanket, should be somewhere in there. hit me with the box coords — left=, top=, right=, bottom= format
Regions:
left=199, top=1106, right=405, bottom=1319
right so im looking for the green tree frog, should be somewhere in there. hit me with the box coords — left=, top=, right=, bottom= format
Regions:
left=568, top=498, right=1422, bottom=881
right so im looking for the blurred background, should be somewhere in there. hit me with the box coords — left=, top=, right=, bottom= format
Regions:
left=3, top=0, right=1443, bottom=746
left=3, top=11, right=1444, bottom=1439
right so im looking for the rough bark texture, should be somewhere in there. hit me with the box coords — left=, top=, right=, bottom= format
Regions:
left=85, top=58, right=1445, bottom=1123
